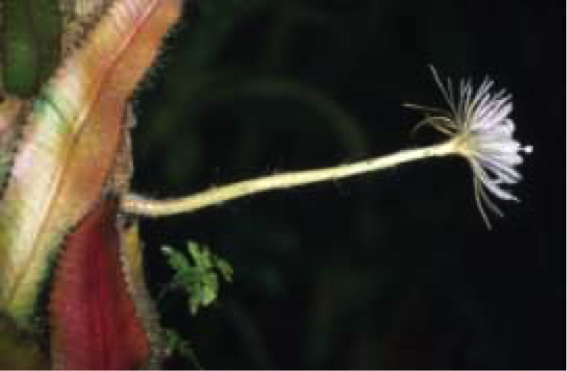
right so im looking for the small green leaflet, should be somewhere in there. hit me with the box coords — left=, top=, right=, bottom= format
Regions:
left=162, top=328, right=202, bottom=369
left=162, top=242, right=232, bottom=315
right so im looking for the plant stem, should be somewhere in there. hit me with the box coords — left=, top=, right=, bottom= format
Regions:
left=122, top=139, right=457, bottom=218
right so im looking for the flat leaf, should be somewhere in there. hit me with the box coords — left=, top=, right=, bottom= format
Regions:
left=49, top=198, right=150, bottom=369
left=59, top=0, right=114, bottom=56
left=120, top=221, right=163, bottom=367
left=0, top=0, right=183, bottom=323
left=0, top=98, right=25, bottom=188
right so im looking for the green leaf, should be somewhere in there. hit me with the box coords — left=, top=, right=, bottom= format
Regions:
left=162, top=242, right=232, bottom=316
left=1, top=0, right=62, bottom=97
left=162, top=328, right=202, bottom=369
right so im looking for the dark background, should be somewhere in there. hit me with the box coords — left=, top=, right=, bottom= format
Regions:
left=131, top=0, right=564, bottom=369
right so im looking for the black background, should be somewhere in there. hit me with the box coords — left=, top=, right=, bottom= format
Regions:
left=131, top=0, right=564, bottom=369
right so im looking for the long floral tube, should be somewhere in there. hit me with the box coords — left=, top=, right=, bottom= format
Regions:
left=123, top=68, right=532, bottom=228
left=122, top=140, right=457, bottom=218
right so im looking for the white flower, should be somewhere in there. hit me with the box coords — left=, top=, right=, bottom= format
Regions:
left=411, top=66, right=533, bottom=228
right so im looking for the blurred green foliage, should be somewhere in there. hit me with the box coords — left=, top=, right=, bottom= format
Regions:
left=1, top=0, right=62, bottom=97
left=162, top=328, right=202, bottom=369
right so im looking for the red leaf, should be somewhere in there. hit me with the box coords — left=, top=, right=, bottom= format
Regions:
left=49, top=199, right=150, bottom=369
